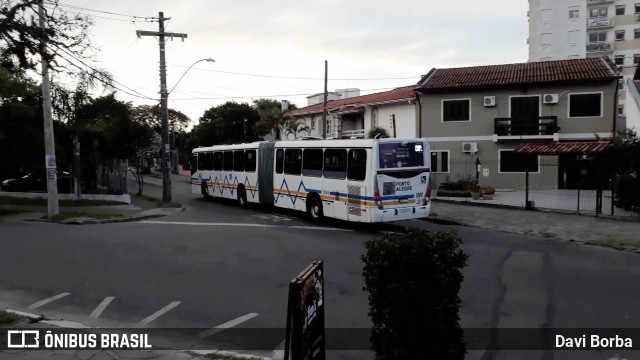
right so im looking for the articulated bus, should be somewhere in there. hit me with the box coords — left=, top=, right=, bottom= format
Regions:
left=190, top=138, right=432, bottom=223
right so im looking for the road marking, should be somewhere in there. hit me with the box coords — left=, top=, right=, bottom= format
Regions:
left=288, top=225, right=353, bottom=232
left=141, top=221, right=280, bottom=228
left=138, top=301, right=181, bottom=325
left=27, top=292, right=71, bottom=310
left=90, top=296, right=115, bottom=318
left=199, top=312, right=258, bottom=339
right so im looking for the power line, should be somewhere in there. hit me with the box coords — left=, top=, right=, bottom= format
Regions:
left=169, top=87, right=402, bottom=101
left=44, top=1, right=156, bottom=21
left=175, top=65, right=421, bottom=81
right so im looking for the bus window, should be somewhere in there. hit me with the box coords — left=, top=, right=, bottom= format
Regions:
left=213, top=152, right=223, bottom=170
left=234, top=151, right=245, bottom=172
left=245, top=150, right=257, bottom=172
left=201, top=152, right=213, bottom=171
left=284, top=149, right=302, bottom=175
left=324, top=149, right=347, bottom=179
left=276, top=149, right=284, bottom=174
left=302, top=149, right=323, bottom=177
left=347, top=149, right=367, bottom=181
left=223, top=151, right=233, bottom=171
left=379, top=142, right=425, bottom=168
left=190, top=154, right=198, bottom=174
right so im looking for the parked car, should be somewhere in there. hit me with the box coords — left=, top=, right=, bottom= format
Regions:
left=1, top=170, right=73, bottom=193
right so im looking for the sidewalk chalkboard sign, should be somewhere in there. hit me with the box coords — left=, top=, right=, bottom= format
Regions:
left=284, top=260, right=325, bottom=360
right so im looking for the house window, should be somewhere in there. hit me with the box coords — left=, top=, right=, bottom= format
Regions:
left=541, top=9, right=552, bottom=22
left=616, top=5, right=626, bottom=15
left=569, top=93, right=602, bottom=117
left=635, top=28, right=640, bottom=39
left=615, top=30, right=625, bottom=41
left=590, top=7, right=607, bottom=17
left=430, top=151, right=450, bottom=173
left=635, top=54, right=640, bottom=64
left=371, top=108, right=378, bottom=128
left=569, top=7, right=579, bottom=19
left=568, top=31, right=579, bottom=45
left=540, top=33, right=552, bottom=45
left=636, top=3, right=640, bottom=13
left=442, top=99, right=470, bottom=122
left=310, top=116, right=316, bottom=130
left=589, top=32, right=607, bottom=42
left=615, top=55, right=625, bottom=65
left=499, top=150, right=538, bottom=173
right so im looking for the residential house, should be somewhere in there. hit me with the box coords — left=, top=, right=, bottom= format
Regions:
left=283, top=86, right=418, bottom=140
left=623, top=60, right=640, bottom=131
left=417, top=57, right=621, bottom=190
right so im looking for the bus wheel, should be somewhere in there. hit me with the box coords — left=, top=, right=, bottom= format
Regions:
left=201, top=182, right=210, bottom=198
left=237, top=186, right=247, bottom=208
left=307, top=195, right=323, bottom=222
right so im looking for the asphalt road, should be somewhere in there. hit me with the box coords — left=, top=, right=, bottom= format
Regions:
left=0, top=178, right=638, bottom=359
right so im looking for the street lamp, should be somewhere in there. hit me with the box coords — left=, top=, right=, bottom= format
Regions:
left=160, top=57, right=214, bottom=204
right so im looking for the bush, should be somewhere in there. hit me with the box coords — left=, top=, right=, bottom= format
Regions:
left=362, top=229, right=469, bottom=360
left=368, top=127, right=390, bottom=139
left=439, top=178, right=477, bottom=192
left=436, top=189, right=471, bottom=198
left=480, top=186, right=495, bottom=195
left=614, top=174, right=640, bottom=211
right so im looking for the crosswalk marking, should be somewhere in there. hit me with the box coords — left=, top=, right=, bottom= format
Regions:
left=138, top=301, right=181, bottom=325
left=27, top=292, right=71, bottom=310
left=90, top=296, right=115, bottom=318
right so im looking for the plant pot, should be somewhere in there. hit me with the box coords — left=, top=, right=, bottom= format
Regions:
left=482, top=194, right=494, bottom=200
left=471, top=192, right=481, bottom=200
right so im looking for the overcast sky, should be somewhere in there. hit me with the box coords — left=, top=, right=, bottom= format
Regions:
left=48, top=0, right=528, bottom=126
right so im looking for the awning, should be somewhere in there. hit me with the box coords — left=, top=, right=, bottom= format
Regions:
left=330, top=106, right=364, bottom=116
left=514, top=141, right=611, bottom=155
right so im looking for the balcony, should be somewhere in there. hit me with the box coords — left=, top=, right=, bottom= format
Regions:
left=494, top=116, right=559, bottom=137
left=586, top=41, right=613, bottom=54
left=587, top=0, right=614, bottom=5
left=588, top=16, right=614, bottom=28
left=327, top=129, right=366, bottom=139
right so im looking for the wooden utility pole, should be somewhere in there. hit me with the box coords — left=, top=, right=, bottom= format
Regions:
left=39, top=0, right=59, bottom=216
left=137, top=12, right=187, bottom=204
left=322, top=60, right=328, bottom=139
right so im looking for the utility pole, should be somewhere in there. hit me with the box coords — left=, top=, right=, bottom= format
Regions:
left=137, top=12, right=187, bottom=204
left=322, top=60, right=328, bottom=139
left=39, top=0, right=59, bottom=216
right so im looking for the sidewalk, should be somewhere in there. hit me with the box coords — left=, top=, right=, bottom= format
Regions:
left=428, top=199, right=640, bottom=247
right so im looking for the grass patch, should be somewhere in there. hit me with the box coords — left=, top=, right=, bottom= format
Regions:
left=0, top=196, right=126, bottom=207
left=0, top=310, right=21, bottom=324
left=205, top=354, right=263, bottom=360
left=586, top=238, right=640, bottom=253
left=42, top=211, right=125, bottom=221
left=132, top=193, right=182, bottom=208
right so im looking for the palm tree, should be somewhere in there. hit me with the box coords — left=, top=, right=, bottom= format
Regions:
left=284, top=118, right=311, bottom=140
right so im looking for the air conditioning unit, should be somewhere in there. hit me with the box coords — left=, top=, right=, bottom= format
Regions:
left=543, top=94, right=559, bottom=104
left=462, top=142, right=478, bottom=153
left=636, top=14, right=640, bottom=21
left=484, top=96, right=496, bottom=107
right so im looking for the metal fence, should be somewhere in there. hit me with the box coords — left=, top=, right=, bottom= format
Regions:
left=432, top=158, right=637, bottom=217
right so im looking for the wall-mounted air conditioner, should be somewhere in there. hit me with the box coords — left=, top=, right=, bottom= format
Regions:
left=462, top=142, right=478, bottom=153
left=543, top=94, right=559, bottom=104
left=636, top=14, right=640, bottom=21
left=484, top=96, right=496, bottom=107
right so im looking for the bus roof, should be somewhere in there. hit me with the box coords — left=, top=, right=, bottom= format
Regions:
left=192, top=138, right=428, bottom=153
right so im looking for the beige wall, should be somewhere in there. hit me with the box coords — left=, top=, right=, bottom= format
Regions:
left=614, top=14, right=639, bottom=26
left=419, top=81, right=617, bottom=138
left=614, top=38, right=640, bottom=50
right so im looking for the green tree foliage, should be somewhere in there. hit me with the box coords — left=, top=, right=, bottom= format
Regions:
left=362, top=229, right=468, bottom=360
left=595, top=129, right=640, bottom=210
left=188, top=101, right=261, bottom=148
left=253, top=99, right=296, bottom=140
left=0, top=0, right=95, bottom=72
left=368, top=127, right=390, bottom=139
left=130, top=104, right=191, bottom=134
left=283, top=118, right=310, bottom=139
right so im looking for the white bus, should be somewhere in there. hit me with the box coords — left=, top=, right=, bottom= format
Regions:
left=190, top=138, right=432, bottom=223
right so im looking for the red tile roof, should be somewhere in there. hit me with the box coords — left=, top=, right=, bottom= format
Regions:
left=514, top=141, right=611, bottom=154
left=419, top=58, right=619, bottom=91
left=287, top=86, right=417, bottom=117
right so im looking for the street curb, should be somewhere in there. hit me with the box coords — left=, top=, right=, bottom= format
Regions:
left=420, top=216, right=464, bottom=226
left=5, top=309, right=44, bottom=321
left=433, top=198, right=527, bottom=211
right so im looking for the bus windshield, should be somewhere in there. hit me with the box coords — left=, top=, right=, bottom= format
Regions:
left=379, top=142, right=425, bottom=169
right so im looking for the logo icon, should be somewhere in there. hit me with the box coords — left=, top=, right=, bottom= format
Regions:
left=7, top=330, right=40, bottom=348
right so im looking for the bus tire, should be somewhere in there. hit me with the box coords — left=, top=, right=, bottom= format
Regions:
left=201, top=181, right=210, bottom=198
left=237, top=186, right=247, bottom=208
left=307, top=194, right=323, bottom=222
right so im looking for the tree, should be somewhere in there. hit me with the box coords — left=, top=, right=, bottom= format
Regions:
left=189, top=101, right=261, bottom=147
left=130, top=104, right=191, bottom=134
left=594, top=130, right=640, bottom=210
left=253, top=99, right=296, bottom=140
left=368, top=127, right=390, bottom=139
left=131, top=129, right=160, bottom=195
left=284, top=118, right=310, bottom=140
left=1, top=0, right=95, bottom=72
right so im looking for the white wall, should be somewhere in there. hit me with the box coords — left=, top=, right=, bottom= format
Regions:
left=625, top=79, right=640, bottom=132
left=364, top=103, right=417, bottom=138
left=528, top=0, right=587, bottom=61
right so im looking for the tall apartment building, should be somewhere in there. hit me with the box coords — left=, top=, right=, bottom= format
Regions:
left=528, top=0, right=637, bottom=123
